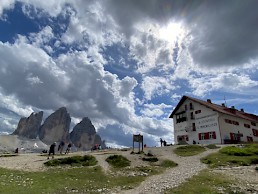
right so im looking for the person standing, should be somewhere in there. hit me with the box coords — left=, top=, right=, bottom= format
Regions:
left=160, top=138, right=163, bottom=147
left=48, top=142, right=56, bottom=159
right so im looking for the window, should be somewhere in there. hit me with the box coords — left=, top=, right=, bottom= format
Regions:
left=198, top=131, right=216, bottom=140
left=185, top=105, right=187, bottom=110
left=247, top=136, right=253, bottom=142
left=253, top=129, right=258, bottom=137
left=209, top=132, right=214, bottom=139
left=190, top=103, right=194, bottom=110
left=190, top=112, right=194, bottom=119
left=176, top=111, right=187, bottom=123
left=244, top=124, right=251, bottom=128
left=230, top=133, right=241, bottom=141
left=225, top=119, right=239, bottom=125
left=195, top=110, right=201, bottom=114
left=232, top=121, right=239, bottom=125
left=192, top=123, right=196, bottom=131
left=251, top=122, right=256, bottom=126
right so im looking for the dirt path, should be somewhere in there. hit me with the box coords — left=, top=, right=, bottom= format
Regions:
left=120, top=147, right=221, bottom=194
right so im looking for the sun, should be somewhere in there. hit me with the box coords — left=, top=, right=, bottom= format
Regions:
left=159, top=22, right=184, bottom=44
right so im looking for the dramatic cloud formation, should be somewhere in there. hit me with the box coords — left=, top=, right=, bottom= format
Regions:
left=0, top=0, right=258, bottom=146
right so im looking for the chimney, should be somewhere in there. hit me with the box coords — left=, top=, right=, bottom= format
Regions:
left=231, top=106, right=235, bottom=109
left=222, top=103, right=225, bottom=107
left=207, top=99, right=212, bottom=103
left=240, top=108, right=244, bottom=112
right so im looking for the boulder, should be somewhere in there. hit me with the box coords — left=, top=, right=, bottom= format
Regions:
left=70, top=117, right=105, bottom=150
left=12, top=111, right=43, bottom=139
left=39, top=107, right=71, bottom=145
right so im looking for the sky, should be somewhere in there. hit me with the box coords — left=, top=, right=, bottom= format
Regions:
left=0, top=0, right=258, bottom=147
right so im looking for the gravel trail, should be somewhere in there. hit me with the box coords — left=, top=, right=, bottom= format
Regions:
left=121, top=147, right=220, bottom=194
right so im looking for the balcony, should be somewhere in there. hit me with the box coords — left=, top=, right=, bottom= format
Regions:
left=176, top=117, right=187, bottom=123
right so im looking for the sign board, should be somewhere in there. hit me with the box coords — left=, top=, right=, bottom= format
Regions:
left=133, top=134, right=143, bottom=142
left=196, top=114, right=218, bottom=131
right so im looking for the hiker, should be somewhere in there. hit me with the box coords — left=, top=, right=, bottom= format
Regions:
left=48, top=142, right=56, bottom=159
left=58, top=141, right=65, bottom=154
left=14, top=148, right=19, bottom=154
left=65, top=143, right=72, bottom=154
left=163, top=140, right=167, bottom=146
left=160, top=138, right=163, bottom=147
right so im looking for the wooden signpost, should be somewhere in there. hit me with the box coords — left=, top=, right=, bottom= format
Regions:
left=133, top=134, right=143, bottom=152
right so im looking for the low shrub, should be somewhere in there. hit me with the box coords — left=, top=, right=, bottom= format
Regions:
left=255, top=166, right=258, bottom=171
left=220, top=146, right=252, bottom=156
left=142, top=157, right=158, bottom=162
left=206, top=144, right=220, bottom=149
left=174, top=145, right=206, bottom=156
left=106, top=155, right=131, bottom=168
left=160, top=160, right=178, bottom=168
left=201, top=144, right=258, bottom=168
left=44, top=155, right=97, bottom=166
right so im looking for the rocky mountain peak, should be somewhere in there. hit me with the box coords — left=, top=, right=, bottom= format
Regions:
left=70, top=117, right=105, bottom=150
left=12, top=111, right=43, bottom=139
left=39, top=107, right=71, bottom=145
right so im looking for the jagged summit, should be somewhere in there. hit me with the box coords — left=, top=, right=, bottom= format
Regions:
left=11, top=108, right=105, bottom=150
left=39, top=107, right=71, bottom=145
left=12, top=111, right=43, bottom=139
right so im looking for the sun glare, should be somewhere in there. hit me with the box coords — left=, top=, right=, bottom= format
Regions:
left=159, top=22, right=184, bottom=43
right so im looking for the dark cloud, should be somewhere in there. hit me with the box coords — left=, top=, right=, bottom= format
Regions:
left=186, top=1, right=258, bottom=67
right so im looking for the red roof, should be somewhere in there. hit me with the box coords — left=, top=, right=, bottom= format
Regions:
left=169, top=95, right=258, bottom=122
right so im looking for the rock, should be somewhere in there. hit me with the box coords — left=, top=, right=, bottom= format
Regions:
left=39, top=107, right=71, bottom=145
left=12, top=111, right=43, bottom=139
left=70, top=117, right=105, bottom=150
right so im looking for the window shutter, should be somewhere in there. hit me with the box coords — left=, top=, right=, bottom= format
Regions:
left=230, top=133, right=234, bottom=140
left=198, top=133, right=201, bottom=140
left=213, top=131, right=216, bottom=139
left=205, top=132, right=209, bottom=140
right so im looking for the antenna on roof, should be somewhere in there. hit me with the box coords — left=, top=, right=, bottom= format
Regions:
left=224, top=95, right=227, bottom=107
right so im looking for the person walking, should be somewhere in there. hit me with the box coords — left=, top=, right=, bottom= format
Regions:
left=65, top=143, right=72, bottom=154
left=48, top=142, right=56, bottom=159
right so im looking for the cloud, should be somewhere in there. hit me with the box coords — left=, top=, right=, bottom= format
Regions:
left=184, top=1, right=258, bottom=68
left=141, top=103, right=173, bottom=118
left=141, top=76, right=177, bottom=100
left=0, top=0, right=15, bottom=16
left=1, top=0, right=258, bottom=147
left=189, top=73, right=258, bottom=96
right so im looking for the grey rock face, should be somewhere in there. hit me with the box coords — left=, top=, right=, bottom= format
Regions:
left=39, top=107, right=71, bottom=145
left=70, top=117, right=105, bottom=150
left=12, top=111, right=43, bottom=139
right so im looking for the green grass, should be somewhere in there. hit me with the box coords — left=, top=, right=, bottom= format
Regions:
left=160, top=160, right=178, bottom=168
left=174, top=145, right=206, bottom=156
left=206, top=144, right=220, bottom=149
left=201, top=144, right=258, bottom=168
left=142, top=157, right=158, bottom=162
left=105, top=155, right=131, bottom=168
left=44, top=155, right=97, bottom=166
left=0, top=165, right=147, bottom=194
left=165, top=169, right=245, bottom=194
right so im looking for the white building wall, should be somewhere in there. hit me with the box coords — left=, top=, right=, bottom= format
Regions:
left=173, top=99, right=221, bottom=145
left=218, top=114, right=258, bottom=143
